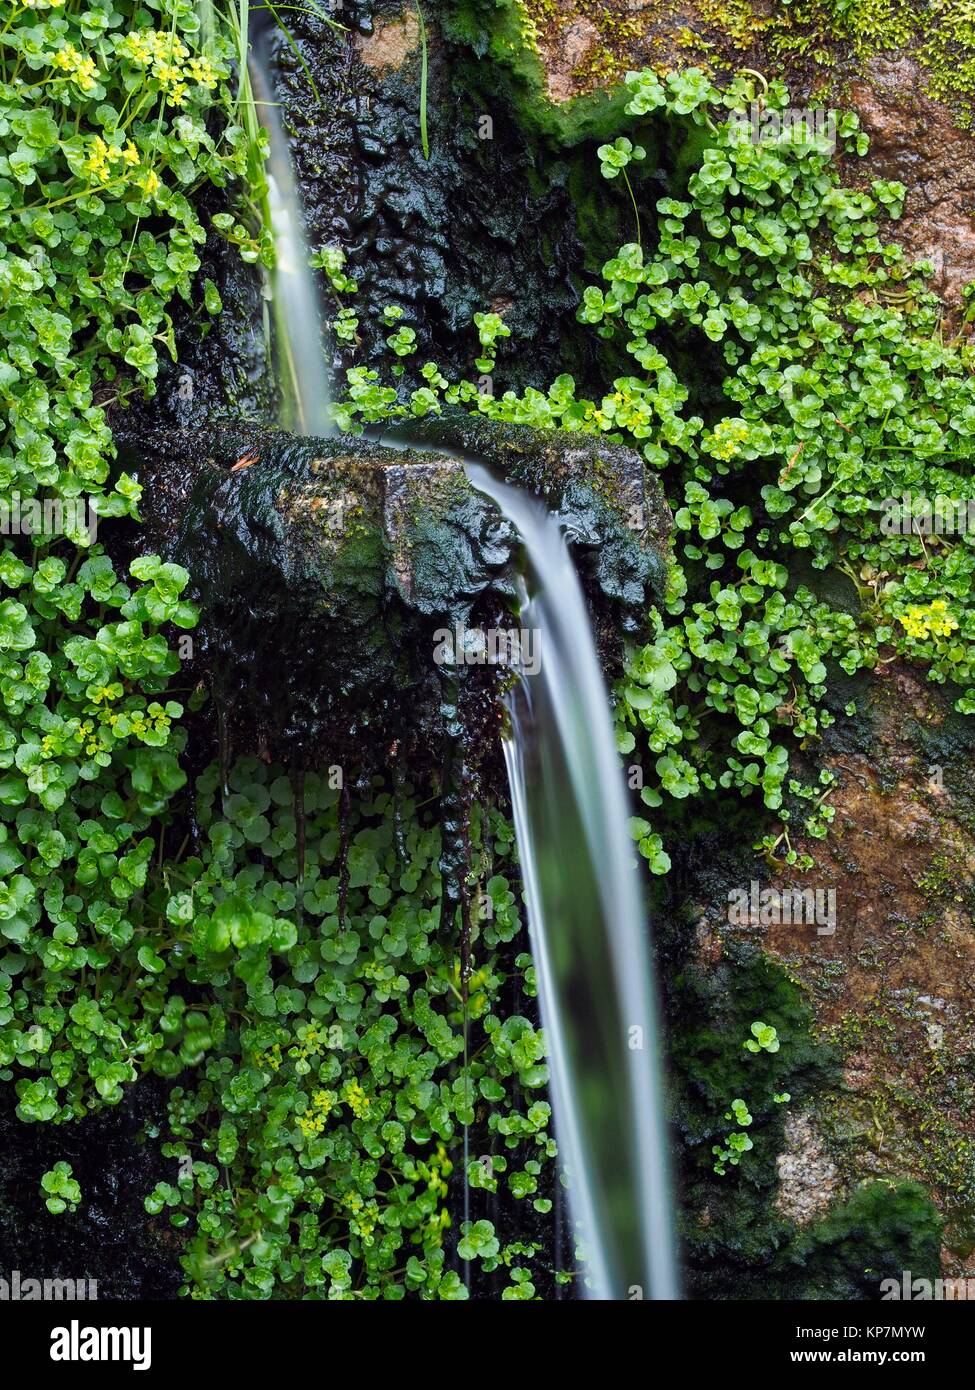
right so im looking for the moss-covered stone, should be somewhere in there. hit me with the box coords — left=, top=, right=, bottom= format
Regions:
left=117, top=416, right=670, bottom=779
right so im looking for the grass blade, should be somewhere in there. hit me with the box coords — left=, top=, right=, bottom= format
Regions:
left=415, top=2, right=429, bottom=160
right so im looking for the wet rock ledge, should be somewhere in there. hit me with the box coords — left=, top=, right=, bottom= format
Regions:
left=116, top=415, right=671, bottom=779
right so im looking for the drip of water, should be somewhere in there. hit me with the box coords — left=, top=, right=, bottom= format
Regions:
left=467, top=462, right=680, bottom=1302
left=248, top=42, right=332, bottom=436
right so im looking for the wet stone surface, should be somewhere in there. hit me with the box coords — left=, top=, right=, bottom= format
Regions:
left=116, top=414, right=671, bottom=781
left=267, top=2, right=613, bottom=396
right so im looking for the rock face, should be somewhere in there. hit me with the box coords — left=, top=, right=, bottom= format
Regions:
left=704, top=663, right=975, bottom=1272
left=537, top=16, right=602, bottom=104
left=354, top=9, right=421, bottom=73
left=845, top=57, right=975, bottom=308
left=266, top=10, right=599, bottom=398
left=0, top=1080, right=179, bottom=1299
left=775, top=1110, right=841, bottom=1227
left=516, top=8, right=975, bottom=312
left=118, top=416, right=671, bottom=778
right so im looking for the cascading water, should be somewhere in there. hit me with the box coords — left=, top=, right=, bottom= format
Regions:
left=248, top=39, right=332, bottom=436
left=467, top=463, right=680, bottom=1302
left=245, top=25, right=679, bottom=1301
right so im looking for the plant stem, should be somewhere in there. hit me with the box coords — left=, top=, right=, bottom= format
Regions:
left=622, top=166, right=641, bottom=247
left=415, top=1, right=429, bottom=160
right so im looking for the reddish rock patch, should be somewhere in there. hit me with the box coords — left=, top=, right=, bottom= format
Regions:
left=354, top=9, right=421, bottom=73
left=713, top=664, right=975, bottom=1266
left=845, top=56, right=975, bottom=308
left=537, top=17, right=601, bottom=103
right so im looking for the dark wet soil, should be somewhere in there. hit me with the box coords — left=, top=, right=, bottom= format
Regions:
left=0, top=1078, right=181, bottom=1300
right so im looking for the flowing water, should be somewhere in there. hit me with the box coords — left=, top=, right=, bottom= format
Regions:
left=247, top=28, right=679, bottom=1298
left=467, top=464, right=679, bottom=1301
left=248, top=41, right=332, bottom=436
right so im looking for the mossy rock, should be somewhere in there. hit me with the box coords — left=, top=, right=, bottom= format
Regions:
left=118, top=416, right=670, bottom=777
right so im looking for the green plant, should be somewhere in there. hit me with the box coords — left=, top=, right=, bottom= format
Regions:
left=0, top=0, right=245, bottom=1133
left=712, top=1128, right=754, bottom=1176
left=458, top=1218, right=500, bottom=1261
left=311, top=244, right=358, bottom=296
left=387, top=325, right=418, bottom=357
left=40, top=1161, right=81, bottom=1215
left=597, top=135, right=646, bottom=245
left=132, top=759, right=558, bottom=1298
left=726, top=1097, right=753, bottom=1126
left=1, top=549, right=199, bottom=1122
left=711, top=0, right=975, bottom=126
left=333, top=64, right=975, bottom=886
left=8, top=15, right=966, bottom=1296
left=331, top=307, right=359, bottom=344
left=713, top=1096, right=755, bottom=1175
left=745, top=1021, right=781, bottom=1054
left=712, top=1029, right=787, bottom=1172
left=472, top=311, right=511, bottom=373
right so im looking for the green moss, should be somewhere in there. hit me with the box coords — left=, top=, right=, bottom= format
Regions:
left=443, top=0, right=643, bottom=146
left=669, top=932, right=941, bottom=1298
left=671, top=938, right=838, bottom=1171
left=788, top=1181, right=942, bottom=1297
left=687, top=0, right=975, bottom=126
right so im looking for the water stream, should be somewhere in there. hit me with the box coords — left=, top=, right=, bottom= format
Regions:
left=248, top=24, right=679, bottom=1300
left=467, top=465, right=679, bottom=1302
left=248, top=40, right=332, bottom=436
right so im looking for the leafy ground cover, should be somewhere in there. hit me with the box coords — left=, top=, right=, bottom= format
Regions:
left=0, top=0, right=965, bottom=1298
left=333, top=67, right=975, bottom=879
left=0, top=0, right=242, bottom=1117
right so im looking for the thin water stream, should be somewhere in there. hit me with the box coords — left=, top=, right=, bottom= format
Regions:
left=467, top=464, right=679, bottom=1301
left=247, top=25, right=679, bottom=1300
left=248, top=41, right=332, bottom=436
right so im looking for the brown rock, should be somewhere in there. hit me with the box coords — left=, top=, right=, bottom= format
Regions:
left=715, top=662, right=975, bottom=1267
left=844, top=57, right=975, bottom=308
left=354, top=9, right=421, bottom=73
left=539, top=17, right=602, bottom=104
left=775, top=1111, right=841, bottom=1225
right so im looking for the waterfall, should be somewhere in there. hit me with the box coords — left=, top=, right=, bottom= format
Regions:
left=467, top=463, right=680, bottom=1302
left=248, top=39, right=333, bottom=436
left=243, top=23, right=678, bottom=1298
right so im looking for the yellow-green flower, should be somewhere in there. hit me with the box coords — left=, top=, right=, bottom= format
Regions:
left=709, top=417, right=750, bottom=461
left=297, top=1087, right=336, bottom=1138
left=89, top=681, right=124, bottom=705
left=187, top=55, right=217, bottom=89
left=342, top=1078, right=371, bottom=1119
left=899, top=599, right=958, bottom=641
left=52, top=45, right=99, bottom=94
